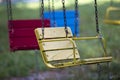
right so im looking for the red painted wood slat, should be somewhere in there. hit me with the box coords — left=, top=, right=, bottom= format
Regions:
left=8, top=19, right=50, bottom=51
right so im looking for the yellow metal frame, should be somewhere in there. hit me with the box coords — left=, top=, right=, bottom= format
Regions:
left=104, top=6, right=120, bottom=25
left=35, top=28, right=112, bottom=68
left=39, top=38, right=77, bottom=68
left=73, top=35, right=107, bottom=56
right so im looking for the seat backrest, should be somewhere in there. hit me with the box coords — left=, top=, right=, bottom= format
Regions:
left=35, top=27, right=72, bottom=39
left=35, top=27, right=80, bottom=61
left=8, top=19, right=50, bottom=51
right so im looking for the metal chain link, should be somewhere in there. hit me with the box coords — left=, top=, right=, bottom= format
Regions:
left=94, top=0, right=99, bottom=34
left=94, top=1, right=111, bottom=80
left=94, top=0, right=108, bottom=56
left=62, top=0, right=68, bottom=37
left=41, top=0, right=44, bottom=39
left=74, top=0, right=78, bottom=36
left=94, top=1, right=101, bottom=80
left=6, top=0, right=13, bottom=20
left=6, top=0, right=9, bottom=20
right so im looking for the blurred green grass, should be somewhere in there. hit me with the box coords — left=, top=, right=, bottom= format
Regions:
left=0, top=0, right=120, bottom=79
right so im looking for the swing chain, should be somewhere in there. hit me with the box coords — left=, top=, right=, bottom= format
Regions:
left=94, top=0, right=107, bottom=55
left=62, top=0, right=68, bottom=37
left=94, top=0, right=100, bottom=34
left=74, top=0, right=79, bottom=36
left=6, top=0, right=13, bottom=20
left=41, top=0, right=44, bottom=39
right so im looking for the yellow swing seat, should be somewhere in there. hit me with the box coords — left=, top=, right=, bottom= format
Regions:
left=104, top=6, right=120, bottom=25
left=35, top=27, right=112, bottom=68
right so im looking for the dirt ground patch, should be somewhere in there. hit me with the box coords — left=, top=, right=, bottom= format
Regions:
left=6, top=66, right=92, bottom=80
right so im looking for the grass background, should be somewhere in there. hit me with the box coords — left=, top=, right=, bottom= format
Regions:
left=0, top=0, right=120, bottom=79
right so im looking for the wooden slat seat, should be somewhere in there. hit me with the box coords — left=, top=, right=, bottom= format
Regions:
left=35, top=27, right=112, bottom=68
left=35, top=27, right=80, bottom=60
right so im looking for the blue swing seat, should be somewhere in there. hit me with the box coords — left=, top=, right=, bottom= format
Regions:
left=44, top=10, right=80, bottom=36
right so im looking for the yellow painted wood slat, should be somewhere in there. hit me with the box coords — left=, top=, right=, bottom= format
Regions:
left=36, top=27, right=73, bottom=39
left=41, top=40, right=76, bottom=51
left=45, top=49, right=79, bottom=61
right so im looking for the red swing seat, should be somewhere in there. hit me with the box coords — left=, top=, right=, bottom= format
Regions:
left=8, top=19, right=50, bottom=51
